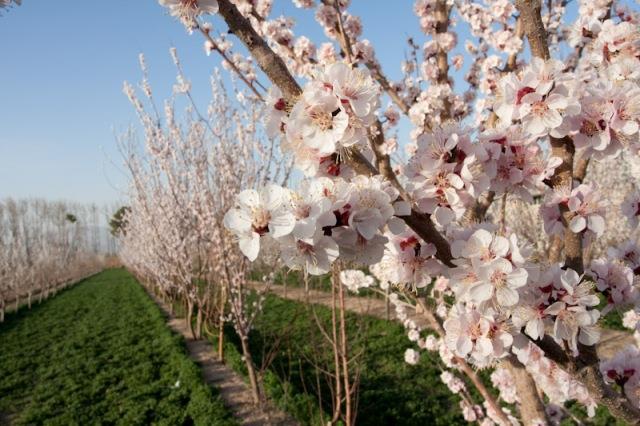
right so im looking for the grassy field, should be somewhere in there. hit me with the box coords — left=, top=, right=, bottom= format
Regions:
left=214, top=293, right=467, bottom=426
left=0, top=269, right=235, bottom=426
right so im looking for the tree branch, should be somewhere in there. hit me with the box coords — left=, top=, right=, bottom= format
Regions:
left=516, top=1, right=640, bottom=422
left=504, top=355, right=548, bottom=424
left=435, top=0, right=451, bottom=121
left=218, top=0, right=302, bottom=100
left=366, top=60, right=410, bottom=114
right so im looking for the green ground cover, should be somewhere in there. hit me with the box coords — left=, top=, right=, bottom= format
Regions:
left=214, top=292, right=466, bottom=426
left=0, top=269, right=235, bottom=426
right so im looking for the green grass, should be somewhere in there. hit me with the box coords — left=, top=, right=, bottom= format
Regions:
left=0, top=269, right=236, bottom=426
left=249, top=268, right=383, bottom=299
left=213, top=293, right=466, bottom=426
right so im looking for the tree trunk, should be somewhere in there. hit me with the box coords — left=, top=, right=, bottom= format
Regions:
left=14, top=295, right=19, bottom=312
left=330, top=273, right=343, bottom=423
left=195, top=304, right=203, bottom=340
left=27, top=292, right=32, bottom=309
left=505, top=356, right=548, bottom=425
left=217, top=321, right=225, bottom=360
left=186, top=299, right=195, bottom=340
left=337, top=275, right=353, bottom=426
left=217, top=284, right=227, bottom=360
left=239, top=335, right=261, bottom=405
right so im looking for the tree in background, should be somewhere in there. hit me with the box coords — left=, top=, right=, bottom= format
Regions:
left=0, top=199, right=110, bottom=321
left=109, top=206, right=131, bottom=237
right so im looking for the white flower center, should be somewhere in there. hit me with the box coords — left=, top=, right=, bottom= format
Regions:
left=491, top=270, right=507, bottom=288
left=531, top=100, right=549, bottom=116
left=468, top=322, right=484, bottom=340
left=295, top=204, right=311, bottom=219
left=251, top=207, right=271, bottom=235
left=310, top=110, right=334, bottom=131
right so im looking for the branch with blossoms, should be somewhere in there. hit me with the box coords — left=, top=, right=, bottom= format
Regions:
left=152, top=0, right=640, bottom=424
left=119, top=50, right=294, bottom=405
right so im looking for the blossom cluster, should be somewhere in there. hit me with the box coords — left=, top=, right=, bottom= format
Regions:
left=224, top=174, right=406, bottom=275
left=266, top=62, right=380, bottom=176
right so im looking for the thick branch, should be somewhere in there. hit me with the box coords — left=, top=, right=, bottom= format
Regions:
left=548, top=136, right=583, bottom=273
left=547, top=234, right=563, bottom=263
left=574, top=157, right=589, bottom=183
left=435, top=0, right=451, bottom=120
left=516, top=1, right=640, bottom=422
left=366, top=60, right=410, bottom=115
left=217, top=0, right=302, bottom=99
left=463, top=191, right=495, bottom=225
left=504, top=356, right=548, bottom=424
left=515, top=0, right=549, bottom=60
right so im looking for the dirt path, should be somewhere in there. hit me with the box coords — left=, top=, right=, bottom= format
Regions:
left=250, top=282, right=635, bottom=359
left=146, top=289, right=298, bottom=426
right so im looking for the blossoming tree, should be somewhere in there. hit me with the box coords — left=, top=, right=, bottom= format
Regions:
left=155, top=0, right=640, bottom=424
left=119, top=51, right=293, bottom=405
left=0, top=199, right=110, bottom=321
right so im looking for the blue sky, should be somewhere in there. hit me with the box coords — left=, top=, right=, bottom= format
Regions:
left=0, top=0, right=589, bottom=207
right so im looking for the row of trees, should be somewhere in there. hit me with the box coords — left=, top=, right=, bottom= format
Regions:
left=117, top=0, right=640, bottom=425
left=118, top=52, right=292, bottom=405
left=0, top=199, right=116, bottom=321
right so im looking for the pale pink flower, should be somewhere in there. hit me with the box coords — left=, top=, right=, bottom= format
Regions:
left=404, top=348, right=420, bottom=365
left=374, top=230, right=441, bottom=289
left=588, top=259, right=638, bottom=313
left=567, top=184, right=607, bottom=237
left=223, top=185, right=295, bottom=261
left=322, top=62, right=379, bottom=117
left=591, top=20, right=640, bottom=66
left=543, top=269, right=600, bottom=354
left=545, top=301, right=600, bottom=354
left=519, top=88, right=580, bottom=137
left=332, top=227, right=387, bottom=265
left=279, top=231, right=339, bottom=275
left=600, top=346, right=640, bottom=408
left=340, top=269, right=375, bottom=293
left=159, top=0, right=218, bottom=28
left=469, top=258, right=528, bottom=307
left=290, top=180, right=336, bottom=239
left=459, top=228, right=509, bottom=262
left=286, top=85, right=348, bottom=154
left=443, top=305, right=513, bottom=365
left=620, top=190, right=640, bottom=228
left=572, top=95, right=616, bottom=157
